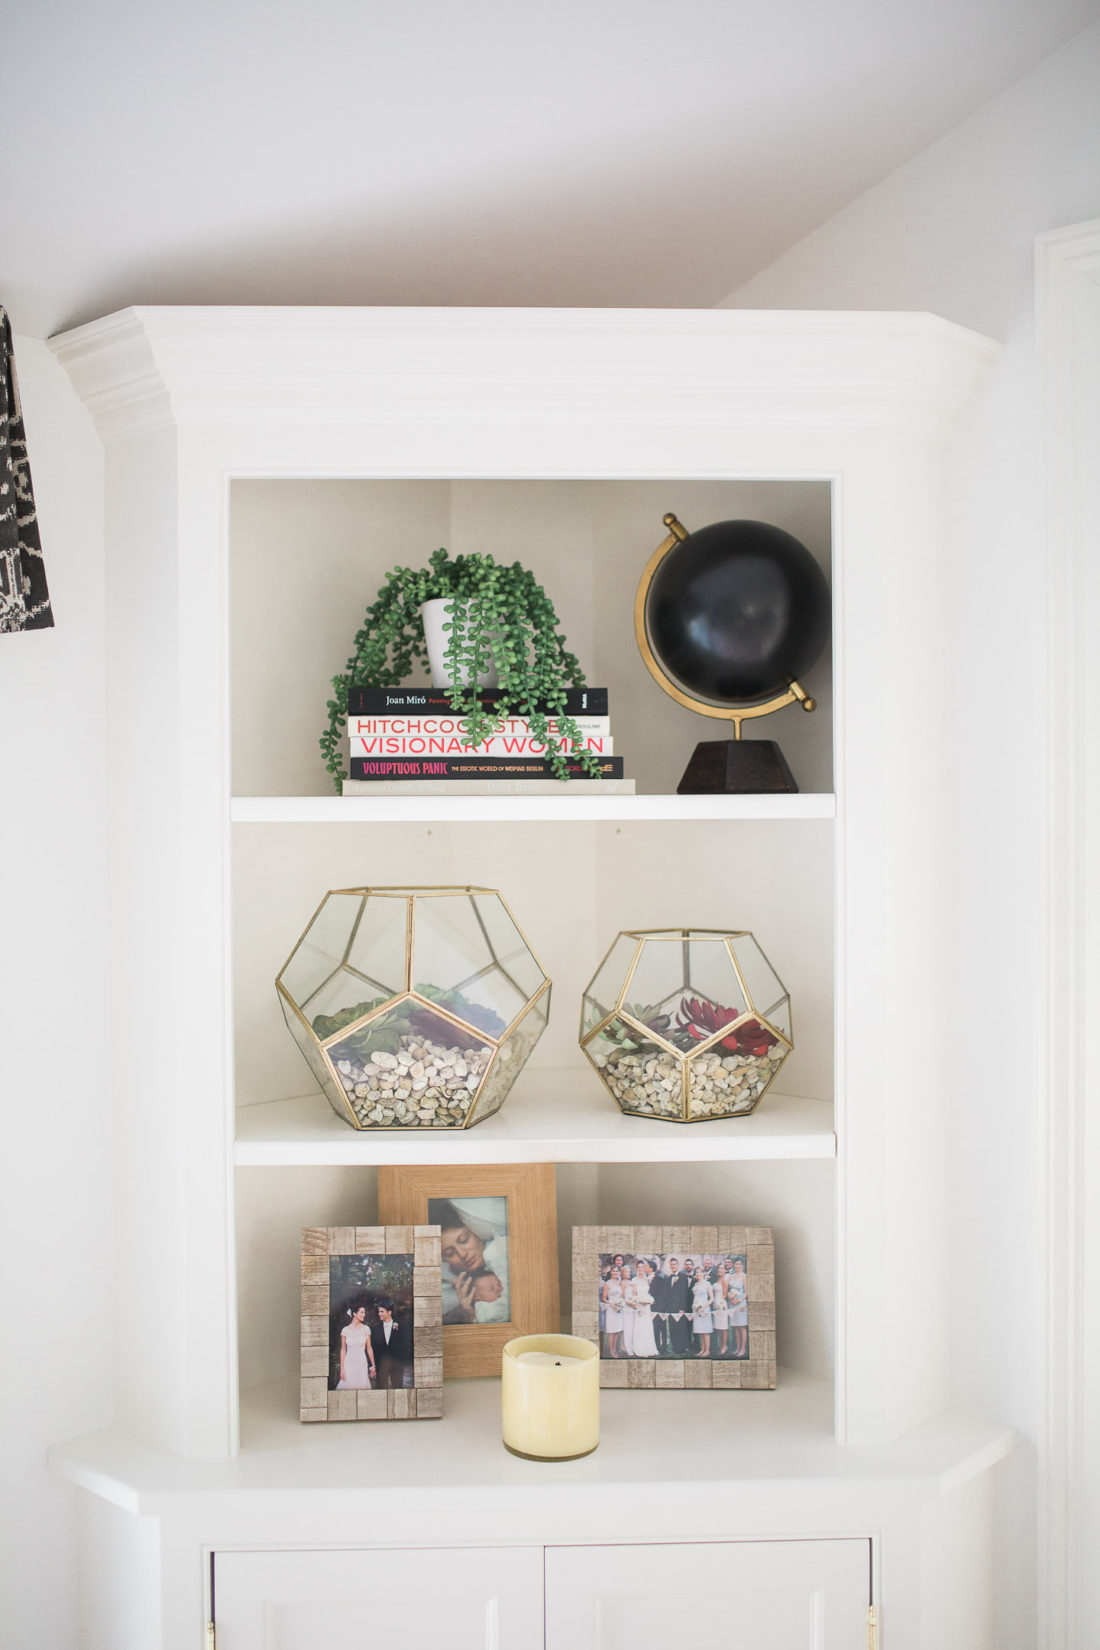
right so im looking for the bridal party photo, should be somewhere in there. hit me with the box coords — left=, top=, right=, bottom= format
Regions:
left=598, top=1251, right=750, bottom=1360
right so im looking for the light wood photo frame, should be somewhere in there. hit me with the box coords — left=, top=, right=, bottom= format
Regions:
left=299, top=1224, right=443, bottom=1421
left=378, top=1163, right=559, bottom=1377
left=572, top=1224, right=777, bottom=1390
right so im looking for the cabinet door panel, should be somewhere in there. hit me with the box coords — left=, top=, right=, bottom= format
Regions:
left=214, top=1546, right=544, bottom=1649
left=546, top=1539, right=869, bottom=1650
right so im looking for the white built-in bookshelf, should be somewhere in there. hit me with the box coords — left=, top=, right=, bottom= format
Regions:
left=46, top=307, right=1011, bottom=1650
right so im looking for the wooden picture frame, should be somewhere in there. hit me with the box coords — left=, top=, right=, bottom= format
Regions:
left=378, top=1163, right=559, bottom=1377
left=572, top=1224, right=777, bottom=1390
left=299, top=1224, right=443, bottom=1421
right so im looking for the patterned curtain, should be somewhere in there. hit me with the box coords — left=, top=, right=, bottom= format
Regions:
left=0, top=306, right=53, bottom=632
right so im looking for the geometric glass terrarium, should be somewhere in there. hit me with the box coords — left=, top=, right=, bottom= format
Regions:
left=276, top=886, right=550, bottom=1129
left=579, top=927, right=792, bottom=1122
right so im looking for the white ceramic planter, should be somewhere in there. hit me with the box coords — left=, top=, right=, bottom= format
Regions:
left=420, top=598, right=500, bottom=689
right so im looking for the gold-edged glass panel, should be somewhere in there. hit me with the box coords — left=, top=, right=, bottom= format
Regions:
left=325, top=998, right=494, bottom=1129
left=412, top=894, right=526, bottom=1037
left=344, top=892, right=410, bottom=998
left=581, top=992, right=611, bottom=1039
left=469, top=891, right=548, bottom=1001
left=468, top=989, right=550, bottom=1126
left=583, top=1019, right=684, bottom=1119
left=306, top=970, right=394, bottom=1036
left=686, top=1047, right=764, bottom=1119
left=278, top=891, right=365, bottom=1010
left=764, top=998, right=793, bottom=1045
left=278, top=993, right=356, bottom=1125
left=727, top=934, right=785, bottom=1017
left=586, top=933, right=642, bottom=1018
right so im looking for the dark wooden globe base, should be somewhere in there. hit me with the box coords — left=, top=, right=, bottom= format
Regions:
left=677, top=739, right=799, bottom=795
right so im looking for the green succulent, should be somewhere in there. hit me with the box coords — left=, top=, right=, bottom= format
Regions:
left=413, top=982, right=507, bottom=1039
left=630, top=1002, right=673, bottom=1039
left=313, top=984, right=507, bottom=1063
left=312, top=997, right=403, bottom=1059
left=601, top=1003, right=674, bottom=1055
left=311, top=999, right=388, bottom=1041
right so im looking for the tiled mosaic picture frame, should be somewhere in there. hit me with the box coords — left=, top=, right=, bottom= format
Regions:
left=299, top=1224, right=444, bottom=1421
left=572, top=1224, right=777, bottom=1390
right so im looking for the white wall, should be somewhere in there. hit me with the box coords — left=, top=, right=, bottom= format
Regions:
left=721, top=24, right=1100, bottom=335
left=0, top=338, right=112, bottom=1646
left=719, top=23, right=1100, bottom=1650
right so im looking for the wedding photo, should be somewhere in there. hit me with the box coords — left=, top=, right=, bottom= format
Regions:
left=328, top=1252, right=415, bottom=1391
left=598, top=1251, right=751, bottom=1361
left=428, top=1194, right=512, bottom=1326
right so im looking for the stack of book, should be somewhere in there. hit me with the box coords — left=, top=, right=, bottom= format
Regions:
left=341, top=686, right=634, bottom=795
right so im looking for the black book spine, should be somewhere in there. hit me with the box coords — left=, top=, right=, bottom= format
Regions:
left=349, top=756, right=624, bottom=781
left=346, top=686, right=609, bottom=717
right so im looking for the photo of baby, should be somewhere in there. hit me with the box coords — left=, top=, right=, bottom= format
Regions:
left=427, top=1195, right=512, bottom=1325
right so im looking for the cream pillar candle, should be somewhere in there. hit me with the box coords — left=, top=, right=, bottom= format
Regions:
left=501, top=1334, right=600, bottom=1460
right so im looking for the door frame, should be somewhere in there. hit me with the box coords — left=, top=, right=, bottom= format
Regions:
left=1037, top=215, right=1100, bottom=1650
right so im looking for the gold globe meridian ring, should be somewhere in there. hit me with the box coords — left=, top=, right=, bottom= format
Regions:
left=633, top=514, right=817, bottom=738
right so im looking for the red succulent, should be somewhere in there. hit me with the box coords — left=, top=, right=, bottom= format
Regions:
left=675, top=997, right=777, bottom=1056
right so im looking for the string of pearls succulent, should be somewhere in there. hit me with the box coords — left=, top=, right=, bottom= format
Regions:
left=335, top=1035, right=492, bottom=1127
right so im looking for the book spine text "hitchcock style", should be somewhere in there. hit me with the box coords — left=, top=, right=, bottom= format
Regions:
left=348, top=715, right=610, bottom=738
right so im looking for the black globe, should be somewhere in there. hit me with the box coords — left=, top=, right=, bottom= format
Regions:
left=646, top=519, right=830, bottom=703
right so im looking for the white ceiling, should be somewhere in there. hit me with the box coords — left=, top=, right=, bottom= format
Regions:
left=8, top=0, right=1099, bottom=338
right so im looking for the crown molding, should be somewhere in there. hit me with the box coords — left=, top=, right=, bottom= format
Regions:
left=48, top=305, right=1000, bottom=445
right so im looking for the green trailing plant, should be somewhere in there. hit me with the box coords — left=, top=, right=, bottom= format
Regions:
left=320, top=547, right=602, bottom=788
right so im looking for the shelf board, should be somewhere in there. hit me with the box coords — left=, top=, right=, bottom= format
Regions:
left=231, top=794, right=837, bottom=825
left=49, top=1369, right=1014, bottom=1526
left=234, top=1074, right=836, bottom=1166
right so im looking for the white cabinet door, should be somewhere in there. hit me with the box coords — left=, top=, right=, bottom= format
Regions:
left=213, top=1546, right=544, bottom=1649
left=546, top=1539, right=869, bottom=1650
